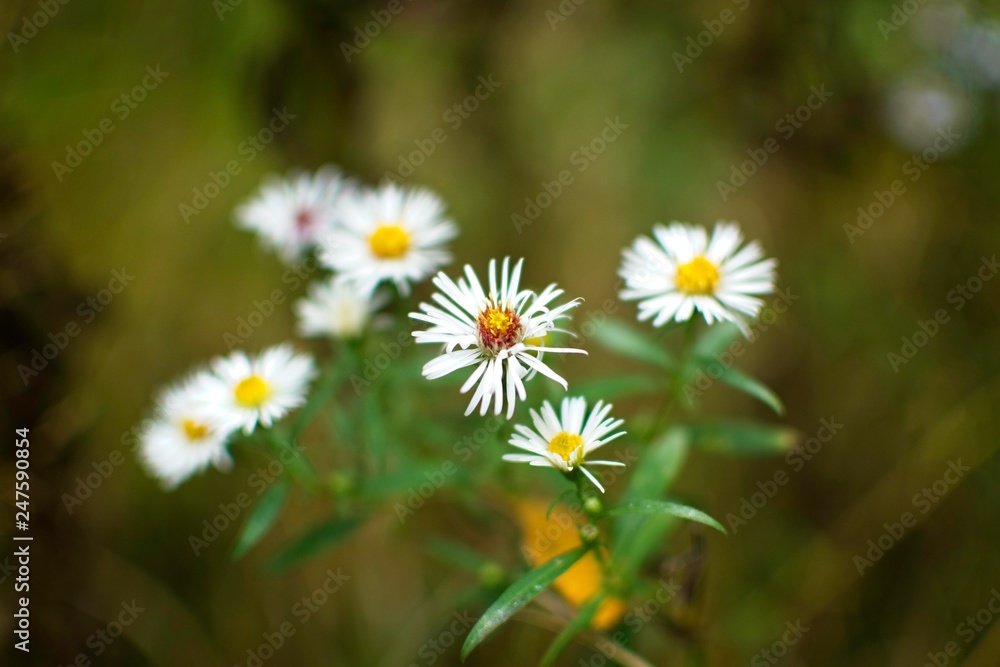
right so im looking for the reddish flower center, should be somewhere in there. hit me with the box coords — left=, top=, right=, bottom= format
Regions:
left=295, top=209, right=314, bottom=234
left=477, top=305, right=522, bottom=354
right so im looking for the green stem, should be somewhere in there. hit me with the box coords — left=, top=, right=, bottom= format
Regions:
left=260, top=428, right=320, bottom=494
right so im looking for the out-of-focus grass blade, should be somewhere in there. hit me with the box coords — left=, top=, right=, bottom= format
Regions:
left=461, top=546, right=588, bottom=662
left=267, top=516, right=362, bottom=572
left=612, top=427, right=689, bottom=579
left=539, top=592, right=606, bottom=667
left=684, top=420, right=799, bottom=456
left=705, top=364, right=785, bottom=414
left=589, top=318, right=676, bottom=369
left=691, top=322, right=741, bottom=358
left=232, top=480, right=291, bottom=560
left=608, top=499, right=727, bottom=534
left=574, top=374, right=666, bottom=401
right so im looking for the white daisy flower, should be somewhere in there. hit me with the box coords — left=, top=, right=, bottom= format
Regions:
left=619, top=221, right=776, bottom=333
left=236, top=165, right=353, bottom=262
left=294, top=277, right=386, bottom=340
left=410, top=257, right=586, bottom=419
left=196, top=344, right=317, bottom=434
left=319, top=183, right=457, bottom=296
left=139, top=372, right=234, bottom=489
left=502, top=397, right=626, bottom=493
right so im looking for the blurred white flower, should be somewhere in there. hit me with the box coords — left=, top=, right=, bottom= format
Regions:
left=884, top=74, right=973, bottom=152
left=294, top=278, right=386, bottom=340
left=319, top=183, right=457, bottom=296
left=502, top=397, right=626, bottom=493
left=950, top=21, right=1000, bottom=87
left=410, top=258, right=585, bottom=419
left=619, top=222, right=776, bottom=334
left=140, top=371, right=234, bottom=489
left=236, top=165, right=353, bottom=262
left=195, top=344, right=316, bottom=434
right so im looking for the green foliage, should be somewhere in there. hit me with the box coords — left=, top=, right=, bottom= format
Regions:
left=267, top=516, right=362, bottom=572
left=539, top=592, right=606, bottom=667
left=608, top=499, right=727, bottom=534
left=683, top=420, right=800, bottom=456
left=612, top=427, right=690, bottom=580
left=462, top=546, right=589, bottom=661
left=232, top=480, right=291, bottom=559
left=590, top=318, right=676, bottom=369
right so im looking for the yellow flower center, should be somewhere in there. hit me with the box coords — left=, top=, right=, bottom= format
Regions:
left=368, top=224, right=410, bottom=259
left=547, top=432, right=584, bottom=463
left=675, top=256, right=720, bottom=295
left=477, top=305, right=522, bottom=353
left=182, top=419, right=209, bottom=442
left=234, top=374, right=271, bottom=408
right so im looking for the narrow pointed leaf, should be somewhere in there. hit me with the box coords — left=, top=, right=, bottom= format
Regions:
left=703, top=363, right=784, bottom=414
left=267, top=516, right=362, bottom=572
left=574, top=374, right=666, bottom=401
left=608, top=500, right=726, bottom=534
left=612, top=427, right=689, bottom=578
left=691, top=322, right=742, bottom=358
left=539, top=593, right=606, bottom=667
left=232, top=480, right=291, bottom=559
left=462, top=546, right=589, bottom=661
left=684, top=421, right=799, bottom=456
left=589, top=319, right=675, bottom=369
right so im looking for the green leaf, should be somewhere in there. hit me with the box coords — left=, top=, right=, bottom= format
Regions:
left=424, top=536, right=488, bottom=573
left=267, top=516, right=362, bottom=572
left=461, top=546, right=589, bottom=661
left=612, top=427, right=689, bottom=578
left=539, top=592, right=606, bottom=667
left=589, top=319, right=675, bottom=369
left=573, top=374, right=666, bottom=401
left=694, top=362, right=784, bottom=415
left=683, top=421, right=799, bottom=456
left=232, top=480, right=291, bottom=560
left=691, top=322, right=742, bottom=358
left=608, top=500, right=727, bottom=534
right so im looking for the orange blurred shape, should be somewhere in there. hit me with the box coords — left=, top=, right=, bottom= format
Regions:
left=514, top=498, right=626, bottom=631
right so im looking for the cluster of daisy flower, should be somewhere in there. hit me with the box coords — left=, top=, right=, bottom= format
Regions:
left=140, top=161, right=777, bottom=499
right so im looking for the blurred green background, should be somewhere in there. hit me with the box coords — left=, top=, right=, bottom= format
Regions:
left=3, top=0, right=1000, bottom=665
